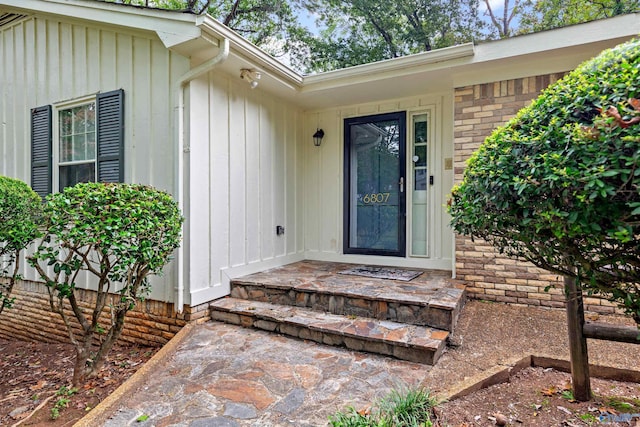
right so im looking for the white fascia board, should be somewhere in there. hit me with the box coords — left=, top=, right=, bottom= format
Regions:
left=450, top=14, right=640, bottom=88
left=470, top=13, right=640, bottom=65
left=0, top=0, right=202, bottom=48
left=199, top=16, right=304, bottom=88
left=302, top=43, right=475, bottom=92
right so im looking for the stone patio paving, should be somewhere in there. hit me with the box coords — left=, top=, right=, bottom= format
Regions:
left=95, top=300, right=640, bottom=427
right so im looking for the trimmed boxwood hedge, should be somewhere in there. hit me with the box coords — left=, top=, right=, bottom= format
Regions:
left=449, top=38, right=640, bottom=321
left=0, top=176, right=42, bottom=313
left=29, top=182, right=183, bottom=385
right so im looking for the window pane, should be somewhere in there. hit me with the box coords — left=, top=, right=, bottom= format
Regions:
left=59, top=110, right=72, bottom=135
left=415, top=169, right=427, bottom=191
left=59, top=136, right=73, bottom=163
left=59, top=102, right=96, bottom=163
left=411, top=113, right=429, bottom=256
left=73, top=134, right=87, bottom=161
left=87, top=132, right=96, bottom=159
left=414, top=115, right=427, bottom=143
left=414, top=145, right=427, bottom=167
left=59, top=163, right=95, bottom=192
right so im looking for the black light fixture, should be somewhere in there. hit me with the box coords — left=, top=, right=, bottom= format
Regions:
left=313, top=128, right=325, bottom=147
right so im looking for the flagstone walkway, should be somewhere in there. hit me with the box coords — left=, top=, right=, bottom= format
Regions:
left=94, top=300, right=640, bottom=427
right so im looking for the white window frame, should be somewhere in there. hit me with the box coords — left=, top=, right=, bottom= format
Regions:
left=408, top=107, right=436, bottom=258
left=52, top=95, right=98, bottom=192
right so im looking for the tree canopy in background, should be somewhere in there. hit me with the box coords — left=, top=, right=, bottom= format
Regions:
left=519, top=0, right=640, bottom=34
left=301, top=0, right=485, bottom=72
left=111, top=0, right=312, bottom=70
left=105, top=0, right=639, bottom=72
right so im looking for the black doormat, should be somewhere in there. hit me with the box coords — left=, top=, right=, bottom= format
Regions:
left=337, top=266, right=422, bottom=281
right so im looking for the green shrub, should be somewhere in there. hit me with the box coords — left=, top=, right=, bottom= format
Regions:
left=449, top=38, right=640, bottom=322
left=329, top=387, right=437, bottom=427
left=377, top=388, right=437, bottom=426
left=0, top=176, right=42, bottom=314
left=29, top=182, right=183, bottom=385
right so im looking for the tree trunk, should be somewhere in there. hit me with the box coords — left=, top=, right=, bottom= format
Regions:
left=565, top=275, right=591, bottom=401
left=72, top=347, right=90, bottom=387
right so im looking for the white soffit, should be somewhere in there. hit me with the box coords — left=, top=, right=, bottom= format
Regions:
left=0, top=0, right=202, bottom=49
left=0, top=12, right=28, bottom=28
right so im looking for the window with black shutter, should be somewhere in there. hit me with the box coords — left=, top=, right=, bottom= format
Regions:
left=30, top=89, right=124, bottom=194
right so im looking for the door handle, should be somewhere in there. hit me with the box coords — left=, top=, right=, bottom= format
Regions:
left=399, top=177, right=404, bottom=193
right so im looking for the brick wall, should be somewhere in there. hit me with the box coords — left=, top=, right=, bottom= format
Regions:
left=0, top=279, right=212, bottom=346
left=453, top=74, right=618, bottom=314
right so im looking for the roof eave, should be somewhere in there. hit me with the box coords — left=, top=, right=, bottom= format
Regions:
left=198, top=16, right=304, bottom=89
left=0, top=0, right=202, bottom=48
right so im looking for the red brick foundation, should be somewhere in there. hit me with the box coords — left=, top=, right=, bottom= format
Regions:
left=0, top=279, right=211, bottom=346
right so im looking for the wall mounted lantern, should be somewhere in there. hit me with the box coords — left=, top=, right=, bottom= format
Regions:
left=313, top=128, right=325, bottom=147
left=240, top=68, right=261, bottom=89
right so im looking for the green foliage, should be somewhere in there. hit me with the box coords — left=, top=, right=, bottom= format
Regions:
left=0, top=176, right=42, bottom=314
left=304, top=0, right=485, bottom=72
left=51, top=386, right=78, bottom=420
left=103, top=0, right=314, bottom=72
left=329, top=407, right=381, bottom=427
left=607, top=397, right=637, bottom=411
left=449, top=38, right=640, bottom=321
left=29, top=182, right=183, bottom=385
left=578, top=412, right=598, bottom=424
left=329, top=387, right=437, bottom=427
left=519, top=0, right=640, bottom=34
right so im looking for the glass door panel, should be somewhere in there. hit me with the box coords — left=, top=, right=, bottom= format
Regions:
left=344, top=112, right=406, bottom=256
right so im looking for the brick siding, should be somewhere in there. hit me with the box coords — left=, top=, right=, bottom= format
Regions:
left=453, top=74, right=618, bottom=314
left=0, top=279, right=211, bottom=346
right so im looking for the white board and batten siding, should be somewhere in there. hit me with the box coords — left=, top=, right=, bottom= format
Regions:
left=303, top=93, right=455, bottom=271
left=0, top=14, right=190, bottom=302
left=185, top=72, right=305, bottom=306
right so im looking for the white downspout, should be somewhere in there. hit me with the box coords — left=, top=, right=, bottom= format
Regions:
left=175, top=38, right=230, bottom=312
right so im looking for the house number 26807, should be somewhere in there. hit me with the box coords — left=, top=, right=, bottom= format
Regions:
left=362, top=193, right=391, bottom=204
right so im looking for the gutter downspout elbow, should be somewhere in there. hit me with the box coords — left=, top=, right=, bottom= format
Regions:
left=175, top=38, right=230, bottom=313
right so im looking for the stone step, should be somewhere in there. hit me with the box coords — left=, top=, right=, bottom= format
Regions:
left=230, top=262, right=465, bottom=332
left=209, top=297, right=449, bottom=365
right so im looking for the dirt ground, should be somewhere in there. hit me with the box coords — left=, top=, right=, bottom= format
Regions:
left=429, top=301, right=640, bottom=427
left=437, top=366, right=640, bottom=426
left=0, top=339, right=157, bottom=426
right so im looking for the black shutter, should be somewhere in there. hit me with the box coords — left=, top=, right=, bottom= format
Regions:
left=30, top=105, right=52, bottom=198
left=96, top=89, right=124, bottom=183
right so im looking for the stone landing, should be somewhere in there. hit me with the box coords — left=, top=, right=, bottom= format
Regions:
left=210, top=260, right=466, bottom=365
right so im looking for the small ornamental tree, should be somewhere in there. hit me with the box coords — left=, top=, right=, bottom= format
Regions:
left=0, top=176, right=42, bottom=315
left=28, top=183, right=183, bottom=386
left=448, top=38, right=640, bottom=400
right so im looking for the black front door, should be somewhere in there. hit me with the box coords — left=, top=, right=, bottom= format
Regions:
left=343, top=112, right=406, bottom=256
